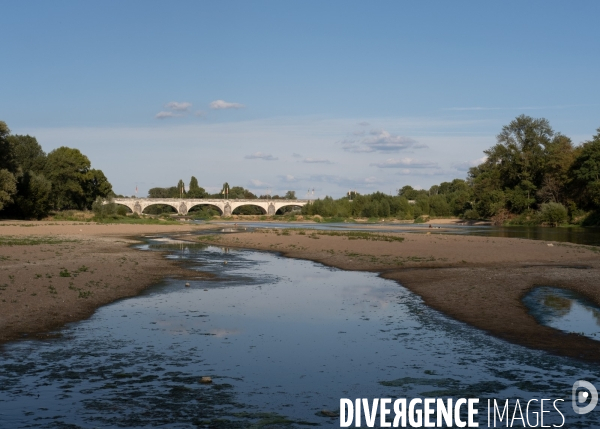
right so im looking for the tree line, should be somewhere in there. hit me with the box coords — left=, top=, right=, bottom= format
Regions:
left=0, top=121, right=112, bottom=219
left=303, top=116, right=600, bottom=226
left=2, top=115, right=599, bottom=225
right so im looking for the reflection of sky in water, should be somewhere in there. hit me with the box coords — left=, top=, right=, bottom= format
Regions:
left=217, top=221, right=600, bottom=246
left=1, top=243, right=600, bottom=427
left=524, top=287, right=600, bottom=339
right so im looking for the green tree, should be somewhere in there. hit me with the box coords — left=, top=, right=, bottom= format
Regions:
left=177, top=179, right=186, bottom=197
left=537, top=134, right=577, bottom=204
left=570, top=128, right=600, bottom=210
left=0, top=121, right=17, bottom=211
left=44, top=147, right=110, bottom=210
left=285, top=190, right=296, bottom=199
left=148, top=187, right=171, bottom=198
left=187, top=176, right=208, bottom=198
left=0, top=169, right=17, bottom=211
left=0, top=121, right=18, bottom=173
left=7, top=134, right=46, bottom=173
left=13, top=171, right=52, bottom=219
left=84, top=169, right=112, bottom=208
left=399, top=185, right=418, bottom=200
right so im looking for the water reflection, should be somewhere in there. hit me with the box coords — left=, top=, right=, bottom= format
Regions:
left=220, top=221, right=600, bottom=246
left=1, top=242, right=600, bottom=427
left=524, top=287, right=600, bottom=339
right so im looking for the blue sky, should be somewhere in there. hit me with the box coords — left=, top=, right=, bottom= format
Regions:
left=2, top=1, right=599, bottom=198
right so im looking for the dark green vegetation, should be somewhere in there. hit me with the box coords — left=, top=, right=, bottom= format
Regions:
left=303, top=116, right=600, bottom=226
left=0, top=236, right=77, bottom=246
left=0, top=121, right=112, bottom=219
left=288, top=229, right=405, bottom=242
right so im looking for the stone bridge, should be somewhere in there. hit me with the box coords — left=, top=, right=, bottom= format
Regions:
left=109, top=198, right=311, bottom=216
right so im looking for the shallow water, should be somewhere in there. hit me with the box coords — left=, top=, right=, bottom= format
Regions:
left=222, top=221, right=600, bottom=246
left=1, top=240, right=600, bottom=427
left=524, top=287, right=600, bottom=340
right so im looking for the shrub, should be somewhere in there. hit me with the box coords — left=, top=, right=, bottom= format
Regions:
left=538, top=202, right=568, bottom=226
left=463, top=209, right=480, bottom=220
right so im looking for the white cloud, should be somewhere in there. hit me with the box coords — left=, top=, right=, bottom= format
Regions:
left=165, top=101, right=192, bottom=111
left=358, top=121, right=370, bottom=126
left=210, top=100, right=245, bottom=110
left=342, top=130, right=423, bottom=152
left=451, top=156, right=488, bottom=171
left=194, top=110, right=206, bottom=117
left=155, top=111, right=182, bottom=119
left=292, top=153, right=302, bottom=158
left=245, top=152, right=278, bottom=161
left=250, top=179, right=271, bottom=187
left=279, top=174, right=300, bottom=183
left=302, top=157, right=333, bottom=164
left=371, top=158, right=439, bottom=169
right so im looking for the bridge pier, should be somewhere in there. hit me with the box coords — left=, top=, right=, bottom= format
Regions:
left=178, top=202, right=188, bottom=215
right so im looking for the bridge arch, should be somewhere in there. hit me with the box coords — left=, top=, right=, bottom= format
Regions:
left=274, top=203, right=303, bottom=215
left=141, top=202, right=179, bottom=214
left=231, top=203, right=267, bottom=215
left=187, top=202, right=224, bottom=215
left=112, top=201, right=136, bottom=213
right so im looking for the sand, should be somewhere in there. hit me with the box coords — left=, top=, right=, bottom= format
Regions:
left=0, top=221, right=211, bottom=343
left=195, top=228, right=600, bottom=362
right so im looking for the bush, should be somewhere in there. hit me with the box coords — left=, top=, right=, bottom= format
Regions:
left=92, top=196, right=116, bottom=218
left=116, top=205, right=129, bottom=216
left=463, top=209, right=480, bottom=220
left=538, top=202, right=568, bottom=226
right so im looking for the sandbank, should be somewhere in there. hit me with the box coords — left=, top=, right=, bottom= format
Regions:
left=0, top=221, right=211, bottom=343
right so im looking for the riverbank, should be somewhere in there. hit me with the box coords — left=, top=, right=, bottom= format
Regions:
left=0, top=221, right=212, bottom=343
left=193, top=228, right=600, bottom=362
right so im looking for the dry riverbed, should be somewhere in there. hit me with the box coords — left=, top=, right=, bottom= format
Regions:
left=0, top=221, right=212, bottom=343
left=3, top=220, right=600, bottom=363
left=194, top=228, right=600, bottom=362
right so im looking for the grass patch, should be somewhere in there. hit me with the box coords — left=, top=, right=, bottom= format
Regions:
left=0, top=236, right=77, bottom=246
left=78, top=290, right=93, bottom=299
left=293, top=229, right=404, bottom=242
left=94, top=216, right=180, bottom=225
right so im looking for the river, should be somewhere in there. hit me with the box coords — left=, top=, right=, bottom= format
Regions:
left=1, top=232, right=599, bottom=427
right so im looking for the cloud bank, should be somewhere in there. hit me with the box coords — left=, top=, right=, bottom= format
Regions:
left=165, top=101, right=192, bottom=111
left=210, top=100, right=245, bottom=110
left=302, top=157, right=333, bottom=164
left=371, top=158, right=439, bottom=169
left=155, top=111, right=183, bottom=119
left=245, top=152, right=278, bottom=161
left=342, top=130, right=425, bottom=152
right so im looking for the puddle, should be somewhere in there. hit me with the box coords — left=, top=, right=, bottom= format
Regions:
left=524, top=286, right=600, bottom=340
